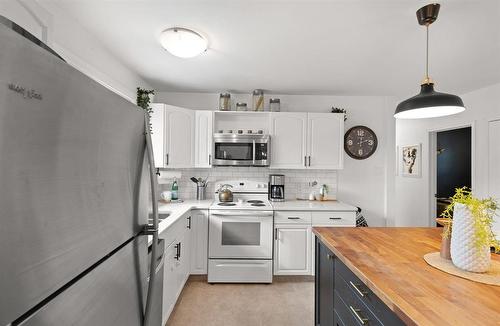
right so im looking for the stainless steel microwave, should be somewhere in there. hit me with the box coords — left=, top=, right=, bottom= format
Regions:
left=212, top=134, right=270, bottom=166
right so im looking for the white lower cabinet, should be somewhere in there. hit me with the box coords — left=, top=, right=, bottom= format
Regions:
left=273, top=210, right=356, bottom=276
left=274, top=224, right=312, bottom=275
left=160, top=212, right=192, bottom=325
left=190, top=209, right=209, bottom=274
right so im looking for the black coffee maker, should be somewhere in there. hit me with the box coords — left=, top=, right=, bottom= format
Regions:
left=268, top=174, right=285, bottom=202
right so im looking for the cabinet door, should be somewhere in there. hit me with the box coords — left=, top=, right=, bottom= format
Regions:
left=190, top=210, right=208, bottom=274
left=177, top=226, right=191, bottom=289
left=165, top=105, right=195, bottom=168
left=194, top=111, right=213, bottom=168
left=274, top=224, right=311, bottom=275
left=150, top=104, right=165, bottom=168
left=315, top=237, right=335, bottom=326
left=162, top=240, right=179, bottom=326
left=270, top=112, right=307, bottom=169
left=307, top=113, right=344, bottom=169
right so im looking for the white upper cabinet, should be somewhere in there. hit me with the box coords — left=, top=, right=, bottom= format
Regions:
left=307, top=113, right=344, bottom=169
left=194, top=111, right=213, bottom=168
left=164, top=105, right=195, bottom=168
left=270, top=112, right=344, bottom=170
left=270, top=113, right=307, bottom=169
left=150, top=104, right=165, bottom=168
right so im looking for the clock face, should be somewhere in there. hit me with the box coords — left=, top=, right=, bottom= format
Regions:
left=344, top=126, right=378, bottom=160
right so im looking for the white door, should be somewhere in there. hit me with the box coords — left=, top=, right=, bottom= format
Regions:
left=274, top=225, right=312, bottom=275
left=194, top=111, right=213, bottom=168
left=489, top=120, right=500, bottom=238
left=270, top=112, right=307, bottom=169
left=307, top=113, right=344, bottom=169
left=150, top=104, right=165, bottom=168
left=162, top=240, right=179, bottom=325
left=177, top=226, right=191, bottom=288
left=165, top=105, right=195, bottom=168
left=190, top=210, right=209, bottom=274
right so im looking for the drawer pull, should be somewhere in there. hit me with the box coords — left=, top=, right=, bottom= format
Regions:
left=326, top=253, right=334, bottom=260
left=288, top=217, right=300, bottom=220
left=349, top=281, right=368, bottom=297
left=349, top=306, right=369, bottom=325
left=329, top=217, right=342, bottom=220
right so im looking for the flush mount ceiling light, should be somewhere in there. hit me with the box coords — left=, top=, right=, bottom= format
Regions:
left=395, top=3, right=465, bottom=119
left=159, top=27, right=208, bottom=58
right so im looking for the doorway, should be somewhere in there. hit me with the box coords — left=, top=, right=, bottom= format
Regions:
left=431, top=126, right=472, bottom=226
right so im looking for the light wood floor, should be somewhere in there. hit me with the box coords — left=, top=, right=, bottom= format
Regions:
left=167, top=276, right=314, bottom=326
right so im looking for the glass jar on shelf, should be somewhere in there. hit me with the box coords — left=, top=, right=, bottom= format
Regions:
left=219, top=93, right=231, bottom=111
left=269, top=98, right=280, bottom=112
left=236, top=102, right=247, bottom=111
left=252, top=89, right=264, bottom=111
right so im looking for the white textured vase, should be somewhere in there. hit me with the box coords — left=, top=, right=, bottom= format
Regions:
left=450, top=203, right=491, bottom=273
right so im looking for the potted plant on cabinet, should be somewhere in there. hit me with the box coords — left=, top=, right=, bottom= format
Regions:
left=441, top=187, right=499, bottom=273
left=136, top=87, right=155, bottom=131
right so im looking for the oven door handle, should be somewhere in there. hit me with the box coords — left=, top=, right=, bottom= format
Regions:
left=252, top=139, right=256, bottom=165
left=210, top=211, right=273, bottom=217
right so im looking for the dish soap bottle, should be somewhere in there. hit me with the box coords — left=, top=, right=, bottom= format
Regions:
left=171, top=178, right=179, bottom=201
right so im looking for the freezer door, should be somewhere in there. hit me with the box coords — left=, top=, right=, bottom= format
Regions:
left=18, top=237, right=148, bottom=326
left=0, top=23, right=149, bottom=324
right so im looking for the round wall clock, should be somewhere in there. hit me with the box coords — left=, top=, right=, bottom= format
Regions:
left=344, top=125, right=378, bottom=160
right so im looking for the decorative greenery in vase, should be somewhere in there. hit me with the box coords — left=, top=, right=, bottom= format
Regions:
left=441, top=187, right=499, bottom=252
left=136, top=87, right=155, bottom=132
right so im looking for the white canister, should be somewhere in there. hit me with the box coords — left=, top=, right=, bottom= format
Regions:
left=160, top=191, right=172, bottom=202
left=450, top=203, right=491, bottom=273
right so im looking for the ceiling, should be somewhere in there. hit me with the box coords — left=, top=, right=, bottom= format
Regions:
left=42, top=0, right=500, bottom=96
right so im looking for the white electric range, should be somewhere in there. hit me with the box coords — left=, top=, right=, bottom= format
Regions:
left=208, top=180, right=273, bottom=283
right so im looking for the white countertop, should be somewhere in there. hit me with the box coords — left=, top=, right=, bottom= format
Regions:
left=148, top=199, right=356, bottom=245
left=271, top=200, right=357, bottom=211
left=148, top=199, right=213, bottom=245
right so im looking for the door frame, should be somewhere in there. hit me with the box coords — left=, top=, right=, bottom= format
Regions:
left=428, top=122, right=475, bottom=226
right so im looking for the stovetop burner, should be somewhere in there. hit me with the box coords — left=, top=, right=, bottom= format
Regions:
left=218, top=202, right=236, bottom=206
left=247, top=200, right=264, bottom=204
left=251, top=203, right=266, bottom=207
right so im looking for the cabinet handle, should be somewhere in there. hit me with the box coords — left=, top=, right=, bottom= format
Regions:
left=288, top=217, right=300, bottom=220
left=349, top=281, right=368, bottom=297
left=178, top=242, right=182, bottom=259
left=326, top=253, right=334, bottom=260
left=308, top=156, right=311, bottom=167
left=209, top=154, right=212, bottom=165
left=187, top=216, right=191, bottom=229
left=349, top=306, right=369, bottom=325
left=304, top=156, right=307, bottom=167
left=329, top=217, right=342, bottom=220
left=274, top=228, right=278, bottom=240
left=166, top=153, right=169, bottom=165
left=174, top=243, right=180, bottom=260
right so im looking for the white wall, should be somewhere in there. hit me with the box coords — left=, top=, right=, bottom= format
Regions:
left=156, top=91, right=396, bottom=226
left=0, top=0, right=150, bottom=101
left=394, top=84, right=500, bottom=235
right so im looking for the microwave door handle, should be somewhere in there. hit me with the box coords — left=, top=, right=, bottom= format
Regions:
left=252, top=139, right=256, bottom=165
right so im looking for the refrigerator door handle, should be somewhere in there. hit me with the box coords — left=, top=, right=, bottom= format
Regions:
left=143, top=112, right=159, bottom=326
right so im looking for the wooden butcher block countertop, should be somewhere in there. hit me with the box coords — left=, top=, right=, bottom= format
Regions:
left=312, top=227, right=500, bottom=326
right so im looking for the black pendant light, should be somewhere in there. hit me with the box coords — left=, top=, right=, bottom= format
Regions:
left=395, top=3, right=465, bottom=119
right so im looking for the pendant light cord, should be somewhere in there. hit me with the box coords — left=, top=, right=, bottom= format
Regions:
left=425, top=24, right=429, bottom=82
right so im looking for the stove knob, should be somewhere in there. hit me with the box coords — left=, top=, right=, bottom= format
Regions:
left=263, top=184, right=267, bottom=188
left=256, top=184, right=262, bottom=188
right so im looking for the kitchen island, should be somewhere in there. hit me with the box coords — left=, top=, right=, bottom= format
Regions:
left=313, top=227, right=500, bottom=326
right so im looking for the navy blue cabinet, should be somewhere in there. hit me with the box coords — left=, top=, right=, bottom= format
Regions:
left=315, top=236, right=404, bottom=326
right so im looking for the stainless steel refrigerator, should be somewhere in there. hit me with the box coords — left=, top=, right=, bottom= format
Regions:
left=0, top=16, right=162, bottom=326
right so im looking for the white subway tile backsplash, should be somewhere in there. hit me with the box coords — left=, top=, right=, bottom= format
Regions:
left=158, top=167, right=338, bottom=200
